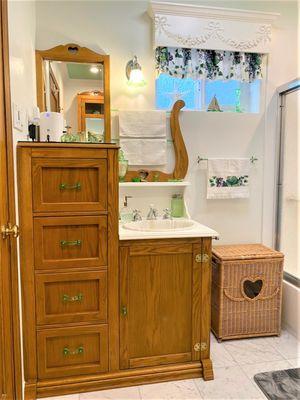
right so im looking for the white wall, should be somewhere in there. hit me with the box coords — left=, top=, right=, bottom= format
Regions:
left=282, top=281, right=300, bottom=340
left=35, top=0, right=298, bottom=245
left=8, top=0, right=36, bottom=141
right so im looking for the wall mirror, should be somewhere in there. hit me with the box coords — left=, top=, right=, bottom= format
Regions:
left=36, top=43, right=111, bottom=142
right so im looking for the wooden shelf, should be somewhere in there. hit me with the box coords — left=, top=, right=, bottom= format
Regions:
left=119, top=181, right=190, bottom=187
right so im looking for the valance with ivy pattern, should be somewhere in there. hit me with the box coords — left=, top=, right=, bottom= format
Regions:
left=155, top=47, right=263, bottom=83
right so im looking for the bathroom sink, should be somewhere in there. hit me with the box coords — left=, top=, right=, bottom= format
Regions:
left=122, top=219, right=195, bottom=232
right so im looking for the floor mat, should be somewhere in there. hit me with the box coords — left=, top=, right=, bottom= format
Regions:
left=254, top=367, right=300, bottom=400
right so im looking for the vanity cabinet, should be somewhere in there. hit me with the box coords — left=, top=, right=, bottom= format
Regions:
left=18, top=143, right=213, bottom=399
left=119, top=238, right=213, bottom=378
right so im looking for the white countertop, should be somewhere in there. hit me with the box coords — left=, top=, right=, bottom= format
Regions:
left=119, top=219, right=219, bottom=241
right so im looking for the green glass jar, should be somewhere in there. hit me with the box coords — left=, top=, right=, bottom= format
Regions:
left=171, top=194, right=184, bottom=218
left=118, top=149, right=128, bottom=182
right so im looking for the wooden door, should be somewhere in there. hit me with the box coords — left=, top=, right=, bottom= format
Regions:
left=0, top=1, right=21, bottom=399
left=119, top=241, right=202, bottom=370
left=49, top=65, right=60, bottom=112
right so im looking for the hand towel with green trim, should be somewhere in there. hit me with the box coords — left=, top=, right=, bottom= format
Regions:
left=207, top=158, right=250, bottom=199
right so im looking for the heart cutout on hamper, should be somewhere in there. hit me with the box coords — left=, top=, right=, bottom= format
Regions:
left=243, top=278, right=263, bottom=299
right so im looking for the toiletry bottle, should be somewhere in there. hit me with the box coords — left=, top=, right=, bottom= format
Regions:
left=171, top=194, right=184, bottom=218
left=119, top=195, right=133, bottom=223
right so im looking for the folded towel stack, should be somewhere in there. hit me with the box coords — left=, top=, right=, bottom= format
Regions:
left=119, top=110, right=167, bottom=166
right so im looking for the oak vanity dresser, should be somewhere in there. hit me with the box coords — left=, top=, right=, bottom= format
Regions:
left=18, top=142, right=214, bottom=399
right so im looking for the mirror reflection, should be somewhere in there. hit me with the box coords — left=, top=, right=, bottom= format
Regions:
left=42, top=60, right=105, bottom=142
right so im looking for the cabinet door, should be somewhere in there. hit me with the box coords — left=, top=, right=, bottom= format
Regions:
left=120, top=242, right=202, bottom=369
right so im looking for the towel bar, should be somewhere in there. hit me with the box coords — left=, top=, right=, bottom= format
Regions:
left=197, top=156, right=258, bottom=164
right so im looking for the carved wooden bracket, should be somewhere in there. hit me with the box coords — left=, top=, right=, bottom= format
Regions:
left=124, top=100, right=189, bottom=182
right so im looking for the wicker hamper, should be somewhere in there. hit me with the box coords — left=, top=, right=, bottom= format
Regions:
left=211, top=244, right=284, bottom=341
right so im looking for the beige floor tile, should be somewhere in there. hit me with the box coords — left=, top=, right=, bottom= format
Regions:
left=240, top=359, right=293, bottom=380
left=286, top=358, right=300, bottom=368
left=223, top=336, right=285, bottom=365
left=42, top=395, right=80, bottom=400
left=210, top=338, right=237, bottom=368
left=268, top=330, right=300, bottom=359
left=79, top=386, right=141, bottom=399
left=194, top=366, right=263, bottom=400
left=139, top=379, right=202, bottom=400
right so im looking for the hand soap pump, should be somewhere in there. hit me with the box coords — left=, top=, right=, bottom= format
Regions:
left=120, top=195, right=133, bottom=223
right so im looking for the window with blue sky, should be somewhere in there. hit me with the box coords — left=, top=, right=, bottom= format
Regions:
left=156, top=74, right=261, bottom=113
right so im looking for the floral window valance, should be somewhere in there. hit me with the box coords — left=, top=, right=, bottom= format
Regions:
left=155, top=47, right=264, bottom=83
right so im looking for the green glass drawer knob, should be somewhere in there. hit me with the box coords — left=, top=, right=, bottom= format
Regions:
left=63, top=346, right=84, bottom=356
left=60, top=240, right=82, bottom=247
left=62, top=293, right=83, bottom=303
left=59, top=182, right=81, bottom=190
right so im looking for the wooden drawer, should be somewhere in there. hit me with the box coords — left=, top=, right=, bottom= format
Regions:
left=34, top=216, right=107, bottom=270
left=32, top=158, right=107, bottom=212
left=37, top=325, right=108, bottom=379
left=36, top=271, right=107, bottom=325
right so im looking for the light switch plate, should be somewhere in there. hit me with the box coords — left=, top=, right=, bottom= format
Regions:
left=13, top=103, right=23, bottom=131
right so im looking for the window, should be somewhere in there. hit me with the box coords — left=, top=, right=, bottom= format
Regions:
left=156, top=74, right=261, bottom=113
left=156, top=74, right=201, bottom=110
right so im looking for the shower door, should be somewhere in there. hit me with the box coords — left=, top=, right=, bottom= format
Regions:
left=276, top=81, right=300, bottom=286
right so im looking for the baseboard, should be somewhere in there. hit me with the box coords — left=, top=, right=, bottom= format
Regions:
left=27, top=362, right=206, bottom=399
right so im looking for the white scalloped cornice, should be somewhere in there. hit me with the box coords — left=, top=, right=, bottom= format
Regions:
left=148, top=2, right=279, bottom=24
left=148, top=1, right=279, bottom=53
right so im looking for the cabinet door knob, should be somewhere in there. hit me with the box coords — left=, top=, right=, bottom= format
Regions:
left=63, top=346, right=84, bottom=356
left=121, top=306, right=128, bottom=316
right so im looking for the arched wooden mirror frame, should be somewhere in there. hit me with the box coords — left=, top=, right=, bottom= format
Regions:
left=124, top=100, right=189, bottom=181
left=35, top=43, right=111, bottom=142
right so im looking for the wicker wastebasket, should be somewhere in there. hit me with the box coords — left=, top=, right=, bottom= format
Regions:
left=211, top=244, right=284, bottom=341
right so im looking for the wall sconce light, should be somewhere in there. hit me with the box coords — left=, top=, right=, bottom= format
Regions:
left=126, top=56, right=146, bottom=86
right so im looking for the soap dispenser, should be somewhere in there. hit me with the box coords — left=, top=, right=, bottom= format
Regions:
left=119, top=195, right=133, bottom=223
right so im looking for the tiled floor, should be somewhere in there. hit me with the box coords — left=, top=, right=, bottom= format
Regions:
left=43, top=330, right=300, bottom=400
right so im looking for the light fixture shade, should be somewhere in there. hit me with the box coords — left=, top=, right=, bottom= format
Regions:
left=128, top=68, right=146, bottom=86
left=126, top=56, right=146, bottom=86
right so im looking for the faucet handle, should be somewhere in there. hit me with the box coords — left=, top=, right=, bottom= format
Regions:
left=163, top=208, right=172, bottom=219
left=133, top=209, right=142, bottom=221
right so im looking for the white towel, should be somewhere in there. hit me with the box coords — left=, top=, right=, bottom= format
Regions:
left=119, top=110, right=166, bottom=138
left=120, top=138, right=167, bottom=166
left=207, top=159, right=250, bottom=199
left=119, top=110, right=167, bottom=166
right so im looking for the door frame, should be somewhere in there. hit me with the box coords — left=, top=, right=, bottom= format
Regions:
left=275, top=78, right=300, bottom=288
left=0, top=0, right=22, bottom=398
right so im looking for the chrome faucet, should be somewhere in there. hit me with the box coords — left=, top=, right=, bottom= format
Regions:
left=133, top=209, right=142, bottom=221
left=147, top=204, right=158, bottom=220
left=162, top=208, right=172, bottom=220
